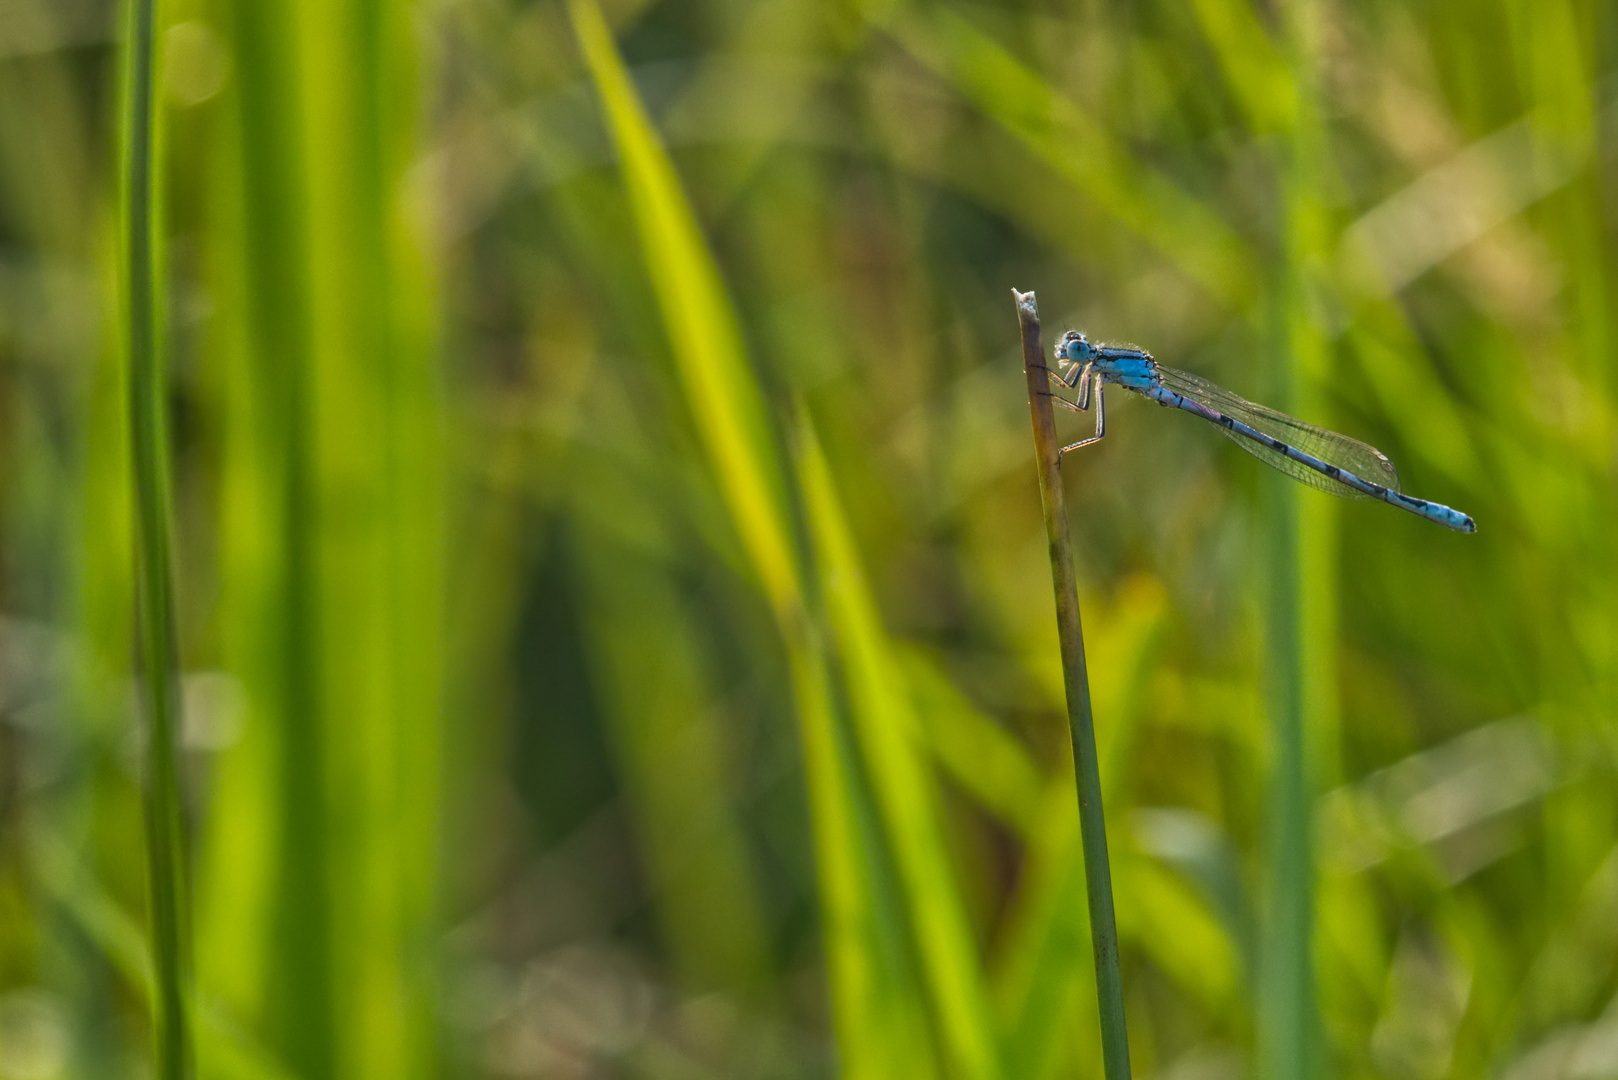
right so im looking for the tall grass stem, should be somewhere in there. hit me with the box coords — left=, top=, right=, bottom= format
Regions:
left=1014, top=289, right=1131, bottom=1080
left=118, top=0, right=191, bottom=1076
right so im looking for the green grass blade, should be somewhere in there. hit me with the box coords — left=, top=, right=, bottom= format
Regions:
left=796, top=407, right=1004, bottom=1080
left=788, top=631, right=945, bottom=1080
left=1266, top=12, right=1336, bottom=1079
left=568, top=0, right=798, bottom=620
left=568, top=5, right=934, bottom=1073
left=194, top=28, right=280, bottom=1027
left=1258, top=489, right=1314, bottom=1080
left=117, top=0, right=191, bottom=1075
left=1178, top=5, right=1340, bottom=1074
left=203, top=3, right=447, bottom=1075
left=297, top=1, right=446, bottom=1073
left=212, top=0, right=336, bottom=1072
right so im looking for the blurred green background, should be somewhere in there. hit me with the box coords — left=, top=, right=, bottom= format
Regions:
left=3, top=0, right=1617, bottom=1077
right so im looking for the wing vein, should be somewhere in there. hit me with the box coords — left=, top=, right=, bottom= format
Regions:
left=1156, top=366, right=1401, bottom=499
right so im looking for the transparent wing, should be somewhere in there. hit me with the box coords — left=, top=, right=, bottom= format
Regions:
left=1157, top=366, right=1400, bottom=499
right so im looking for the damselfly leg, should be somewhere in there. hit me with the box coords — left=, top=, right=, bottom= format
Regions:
left=1055, top=360, right=1089, bottom=391
left=1033, top=360, right=1106, bottom=460
left=1056, top=373, right=1105, bottom=460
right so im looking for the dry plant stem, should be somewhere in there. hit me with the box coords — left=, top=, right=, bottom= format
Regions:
left=121, top=0, right=191, bottom=1075
left=1015, top=289, right=1132, bottom=1080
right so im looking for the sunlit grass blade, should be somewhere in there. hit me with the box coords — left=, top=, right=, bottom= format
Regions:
left=567, top=0, right=797, bottom=619
left=116, top=0, right=191, bottom=1075
left=797, top=406, right=1005, bottom=1080
left=567, top=3, right=933, bottom=1073
left=193, top=18, right=280, bottom=1029
left=297, top=1, right=445, bottom=1073
left=202, top=0, right=448, bottom=1073
left=208, top=1, right=336, bottom=1074
left=787, top=629, right=945, bottom=1080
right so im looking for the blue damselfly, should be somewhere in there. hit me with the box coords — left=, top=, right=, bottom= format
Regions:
left=1047, top=331, right=1476, bottom=533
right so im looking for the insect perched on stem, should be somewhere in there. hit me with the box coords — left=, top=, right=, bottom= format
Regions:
left=1045, top=331, right=1476, bottom=533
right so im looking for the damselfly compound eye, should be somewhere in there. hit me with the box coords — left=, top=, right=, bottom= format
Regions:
left=1056, top=330, right=1090, bottom=362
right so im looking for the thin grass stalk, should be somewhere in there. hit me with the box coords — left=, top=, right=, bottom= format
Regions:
left=1014, top=289, right=1130, bottom=1080
left=1176, top=6, right=1324, bottom=1066
left=1259, top=477, right=1310, bottom=1080
left=1262, top=11, right=1330, bottom=1077
left=1257, top=226, right=1313, bottom=1080
left=118, top=0, right=190, bottom=1075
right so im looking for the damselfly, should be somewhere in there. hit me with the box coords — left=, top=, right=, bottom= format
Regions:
left=1046, top=331, right=1476, bottom=533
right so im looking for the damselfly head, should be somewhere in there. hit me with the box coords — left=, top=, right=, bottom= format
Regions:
left=1056, top=330, right=1093, bottom=366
